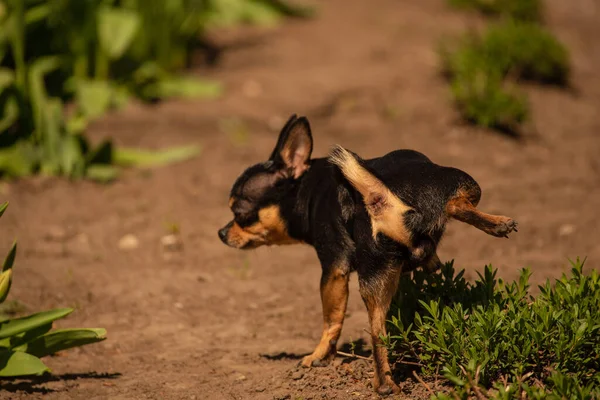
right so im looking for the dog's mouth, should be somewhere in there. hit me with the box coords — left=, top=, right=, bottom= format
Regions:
left=218, top=221, right=265, bottom=249
left=223, top=237, right=263, bottom=250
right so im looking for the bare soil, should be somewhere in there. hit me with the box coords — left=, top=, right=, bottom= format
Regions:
left=1, top=0, right=599, bottom=399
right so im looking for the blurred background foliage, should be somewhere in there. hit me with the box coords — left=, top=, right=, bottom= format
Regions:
left=0, top=0, right=310, bottom=181
left=442, top=0, right=570, bottom=136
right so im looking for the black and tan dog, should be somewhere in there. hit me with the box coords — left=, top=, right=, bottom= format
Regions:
left=218, top=115, right=517, bottom=395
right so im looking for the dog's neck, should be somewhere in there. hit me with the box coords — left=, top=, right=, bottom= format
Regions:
left=279, top=158, right=351, bottom=246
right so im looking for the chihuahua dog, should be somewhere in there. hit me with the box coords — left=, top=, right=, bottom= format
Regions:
left=218, top=115, right=517, bottom=395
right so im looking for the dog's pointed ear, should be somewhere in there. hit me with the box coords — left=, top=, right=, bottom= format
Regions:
left=270, top=115, right=313, bottom=178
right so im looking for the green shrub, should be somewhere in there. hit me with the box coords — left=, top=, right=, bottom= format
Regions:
left=448, top=0, right=543, bottom=22
left=385, top=259, right=600, bottom=399
left=450, top=66, right=528, bottom=133
left=441, top=38, right=528, bottom=133
left=481, top=22, right=570, bottom=85
left=441, top=21, right=569, bottom=133
left=0, top=202, right=107, bottom=376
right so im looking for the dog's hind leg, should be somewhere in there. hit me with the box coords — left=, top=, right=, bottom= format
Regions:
left=301, top=261, right=350, bottom=367
left=358, top=265, right=402, bottom=396
left=446, top=191, right=518, bottom=238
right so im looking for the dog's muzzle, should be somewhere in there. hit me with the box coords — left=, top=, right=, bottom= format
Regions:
left=218, top=221, right=233, bottom=244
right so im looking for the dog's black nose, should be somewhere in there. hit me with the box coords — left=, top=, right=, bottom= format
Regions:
left=218, top=227, right=228, bottom=242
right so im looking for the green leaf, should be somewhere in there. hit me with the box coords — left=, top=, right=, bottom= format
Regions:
left=257, top=0, right=316, bottom=18
left=76, top=80, right=114, bottom=120
left=0, top=142, right=38, bottom=177
left=39, top=98, right=67, bottom=176
left=0, top=308, right=72, bottom=340
left=25, top=4, right=51, bottom=25
left=59, top=134, right=85, bottom=178
left=2, top=241, right=16, bottom=272
left=0, top=350, right=49, bottom=377
left=66, top=113, right=89, bottom=135
left=97, top=7, right=140, bottom=60
left=112, top=85, right=130, bottom=109
left=153, top=77, right=223, bottom=100
left=86, top=164, right=119, bottom=183
left=114, top=145, right=201, bottom=168
left=14, top=328, right=107, bottom=358
left=240, top=1, right=283, bottom=26
left=0, top=67, right=15, bottom=89
left=0, top=269, right=12, bottom=303
left=0, top=202, right=7, bottom=218
left=28, top=56, right=61, bottom=133
left=0, top=94, right=19, bottom=132
left=0, top=323, right=51, bottom=350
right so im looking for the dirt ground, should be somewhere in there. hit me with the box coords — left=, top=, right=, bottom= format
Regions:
left=1, top=0, right=599, bottom=399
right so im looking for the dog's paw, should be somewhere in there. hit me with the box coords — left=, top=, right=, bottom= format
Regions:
left=300, top=354, right=330, bottom=368
left=491, top=218, right=518, bottom=238
left=375, top=382, right=401, bottom=396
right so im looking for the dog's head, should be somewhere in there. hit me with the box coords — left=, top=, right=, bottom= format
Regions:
left=218, top=115, right=313, bottom=249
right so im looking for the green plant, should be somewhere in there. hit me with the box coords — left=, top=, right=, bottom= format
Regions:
left=386, top=259, right=600, bottom=399
left=480, top=22, right=569, bottom=85
left=0, top=0, right=310, bottom=180
left=0, top=201, right=106, bottom=376
left=448, top=0, right=542, bottom=22
left=450, top=67, right=528, bottom=133
left=440, top=20, right=569, bottom=134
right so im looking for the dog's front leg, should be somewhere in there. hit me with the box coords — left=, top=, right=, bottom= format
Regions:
left=359, top=266, right=402, bottom=396
left=301, top=260, right=350, bottom=367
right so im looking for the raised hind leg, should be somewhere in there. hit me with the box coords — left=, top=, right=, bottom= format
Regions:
left=447, top=191, right=517, bottom=238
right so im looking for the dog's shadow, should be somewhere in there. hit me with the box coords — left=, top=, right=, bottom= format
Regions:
left=0, top=372, right=121, bottom=394
left=260, top=351, right=306, bottom=361
left=259, top=338, right=372, bottom=363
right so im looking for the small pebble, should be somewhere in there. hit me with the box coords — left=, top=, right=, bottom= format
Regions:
left=291, top=371, right=304, bottom=380
left=559, top=224, right=575, bottom=236
left=118, top=234, right=139, bottom=250
left=161, top=234, right=183, bottom=252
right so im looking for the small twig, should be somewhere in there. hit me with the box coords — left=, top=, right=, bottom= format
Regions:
left=396, top=360, right=423, bottom=367
left=465, top=368, right=488, bottom=400
left=472, top=385, right=489, bottom=400
left=412, top=371, right=435, bottom=396
left=337, top=351, right=371, bottom=361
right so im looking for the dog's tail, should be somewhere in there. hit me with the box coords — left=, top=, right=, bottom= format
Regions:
left=328, top=145, right=386, bottom=204
left=328, top=145, right=413, bottom=242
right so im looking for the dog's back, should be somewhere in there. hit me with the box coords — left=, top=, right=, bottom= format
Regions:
left=362, top=149, right=481, bottom=236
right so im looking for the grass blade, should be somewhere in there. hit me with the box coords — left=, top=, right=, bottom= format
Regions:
left=114, top=145, right=201, bottom=168
left=2, top=241, right=16, bottom=272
